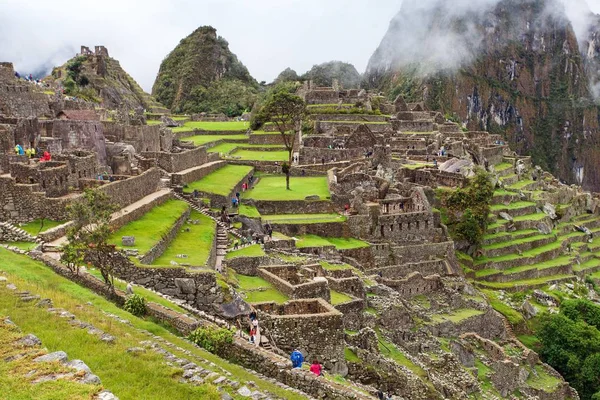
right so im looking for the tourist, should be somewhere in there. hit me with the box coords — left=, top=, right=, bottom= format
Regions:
left=234, top=241, right=239, bottom=250
left=344, top=204, right=350, bottom=215
left=249, top=309, right=257, bottom=322
left=193, top=189, right=199, bottom=199
left=231, top=197, right=238, bottom=208
left=14, top=144, right=24, bottom=155
left=290, top=350, right=304, bottom=368
left=377, top=390, right=384, bottom=400
left=40, top=151, right=51, bottom=162
left=433, top=159, right=438, bottom=168
left=236, top=192, right=240, bottom=202
left=301, top=169, right=306, bottom=176
left=310, top=360, right=323, bottom=376
left=386, top=393, right=393, bottom=400
left=126, top=282, right=134, bottom=295
left=321, top=157, right=325, bottom=165
left=249, top=327, right=256, bottom=344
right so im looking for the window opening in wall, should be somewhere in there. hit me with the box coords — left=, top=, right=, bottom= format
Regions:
left=380, top=225, right=384, bottom=237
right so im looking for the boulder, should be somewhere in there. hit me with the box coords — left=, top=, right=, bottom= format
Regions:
left=305, top=195, right=320, bottom=201
left=175, top=278, right=196, bottom=295
left=160, top=115, right=181, bottom=127
left=67, top=359, right=92, bottom=373
left=522, top=301, right=538, bottom=319
left=499, top=212, right=513, bottom=222
left=543, top=203, right=557, bottom=219
left=16, top=334, right=42, bottom=347
left=34, top=351, right=68, bottom=363
left=121, top=236, right=135, bottom=246
left=237, top=386, right=253, bottom=397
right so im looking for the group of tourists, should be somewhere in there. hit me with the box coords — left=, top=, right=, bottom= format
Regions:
left=290, top=350, right=324, bottom=377
left=14, top=144, right=51, bottom=162
left=248, top=309, right=259, bottom=345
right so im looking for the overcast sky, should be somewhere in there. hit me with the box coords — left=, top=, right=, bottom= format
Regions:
left=0, top=0, right=599, bottom=92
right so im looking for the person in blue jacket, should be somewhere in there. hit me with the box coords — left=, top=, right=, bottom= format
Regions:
left=290, top=349, right=304, bottom=368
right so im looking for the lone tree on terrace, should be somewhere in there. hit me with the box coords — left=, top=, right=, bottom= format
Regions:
left=64, top=189, right=119, bottom=290
left=260, top=92, right=306, bottom=190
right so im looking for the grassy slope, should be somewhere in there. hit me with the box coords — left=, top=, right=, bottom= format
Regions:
left=108, top=200, right=189, bottom=255
left=295, top=235, right=369, bottom=250
left=235, top=274, right=288, bottom=304
left=181, top=134, right=248, bottom=146
left=20, top=219, right=66, bottom=235
left=185, top=165, right=253, bottom=196
left=0, top=248, right=305, bottom=400
left=262, top=214, right=346, bottom=224
left=247, top=176, right=330, bottom=201
left=229, top=150, right=288, bottom=162
left=225, top=244, right=265, bottom=259
left=152, top=211, right=216, bottom=267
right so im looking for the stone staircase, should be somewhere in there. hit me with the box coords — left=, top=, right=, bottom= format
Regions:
left=0, top=221, right=42, bottom=244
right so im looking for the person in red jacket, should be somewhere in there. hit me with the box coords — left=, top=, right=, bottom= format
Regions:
left=309, top=360, right=322, bottom=376
left=40, top=151, right=51, bottom=162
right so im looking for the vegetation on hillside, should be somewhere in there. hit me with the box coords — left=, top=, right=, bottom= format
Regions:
left=152, top=26, right=259, bottom=116
left=439, top=169, right=494, bottom=250
left=537, top=299, right=600, bottom=400
left=301, top=61, right=362, bottom=88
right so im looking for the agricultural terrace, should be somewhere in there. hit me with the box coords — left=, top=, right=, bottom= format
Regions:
left=295, top=235, right=370, bottom=250
left=229, top=149, right=288, bottom=162
left=246, top=176, right=330, bottom=201
left=108, top=200, right=189, bottom=254
left=181, top=134, right=248, bottom=146
left=184, top=165, right=253, bottom=196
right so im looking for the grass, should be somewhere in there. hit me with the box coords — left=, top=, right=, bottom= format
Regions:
left=429, top=308, right=484, bottom=324
left=377, top=332, right=431, bottom=388
left=507, top=180, right=536, bottom=190
left=475, top=359, right=494, bottom=393
left=185, top=165, right=253, bottom=196
left=20, top=219, right=66, bottom=235
left=490, top=201, right=536, bottom=211
left=526, top=365, right=562, bottom=393
left=235, top=274, right=288, bottom=304
left=229, top=150, right=288, bottom=162
left=319, top=261, right=353, bottom=271
left=0, top=316, right=100, bottom=399
left=295, top=235, right=369, bottom=250
left=494, top=163, right=513, bottom=172
left=238, top=204, right=261, bottom=218
left=482, top=233, right=555, bottom=251
left=152, top=211, right=216, bottom=267
left=247, top=176, right=330, bottom=201
left=330, top=290, right=353, bottom=305
left=262, top=214, right=346, bottom=224
left=108, top=200, right=189, bottom=255
left=181, top=134, right=248, bottom=146
left=477, top=274, right=575, bottom=290
left=344, top=347, right=360, bottom=363
left=518, top=334, right=540, bottom=350
left=0, top=248, right=305, bottom=400
left=172, top=121, right=249, bottom=133
left=482, top=290, right=526, bottom=326
left=225, top=244, right=265, bottom=259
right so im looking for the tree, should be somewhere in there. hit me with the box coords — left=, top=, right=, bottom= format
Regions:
left=65, top=190, right=119, bottom=290
left=260, top=92, right=306, bottom=190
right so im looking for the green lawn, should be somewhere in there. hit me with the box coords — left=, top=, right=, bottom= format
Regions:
left=330, top=290, right=353, bottom=305
left=20, top=219, right=66, bottom=235
left=152, top=211, right=216, bottom=267
left=146, top=120, right=162, bottom=126
left=229, top=150, right=288, bottom=162
left=238, top=204, right=261, bottom=218
left=235, top=274, right=288, bottom=304
left=0, top=248, right=304, bottom=400
left=295, top=235, right=369, bottom=250
left=108, top=200, right=189, bottom=255
left=225, top=244, right=265, bottom=259
left=247, top=176, right=330, bottom=201
left=181, top=134, right=248, bottom=146
left=319, top=261, right=353, bottom=271
left=1, top=241, right=38, bottom=251
left=207, top=143, right=243, bottom=154
left=185, top=165, right=252, bottom=196
left=262, top=214, right=346, bottom=224
left=173, top=121, right=249, bottom=133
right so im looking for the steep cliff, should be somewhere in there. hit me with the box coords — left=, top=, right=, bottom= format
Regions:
left=152, top=26, right=259, bottom=116
left=366, top=0, right=600, bottom=191
left=46, top=50, right=162, bottom=111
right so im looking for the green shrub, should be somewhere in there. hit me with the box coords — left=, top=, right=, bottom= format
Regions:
left=510, top=292, right=527, bottom=304
left=188, top=327, right=235, bottom=353
left=124, top=294, right=146, bottom=317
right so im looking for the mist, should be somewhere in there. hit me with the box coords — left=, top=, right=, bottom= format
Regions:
left=367, top=0, right=600, bottom=78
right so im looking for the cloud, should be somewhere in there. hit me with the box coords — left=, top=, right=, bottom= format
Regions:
left=0, top=0, right=403, bottom=91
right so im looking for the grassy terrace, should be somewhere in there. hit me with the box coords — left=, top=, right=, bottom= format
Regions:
left=238, top=204, right=261, bottom=218
left=208, top=143, right=285, bottom=155
left=229, top=150, right=288, bottom=162
left=181, top=134, right=248, bottom=146
left=20, top=219, right=66, bottom=235
left=235, top=274, right=288, bottom=304
left=295, top=235, right=369, bottom=250
left=185, top=165, right=253, bottom=196
left=429, top=308, right=484, bottom=324
left=152, top=211, right=216, bottom=267
left=225, top=244, right=265, bottom=259
left=506, top=179, right=536, bottom=190
left=108, top=200, right=189, bottom=254
left=172, top=121, right=249, bottom=133
left=494, top=163, right=513, bottom=172
left=476, top=274, right=575, bottom=290
left=262, top=214, right=346, bottom=224
left=476, top=255, right=572, bottom=278
left=320, top=120, right=388, bottom=125
left=330, top=290, right=353, bottom=305
left=482, top=233, right=555, bottom=251
left=0, top=248, right=305, bottom=400
left=247, top=176, right=330, bottom=201
left=474, top=240, right=562, bottom=267
left=490, top=201, right=536, bottom=211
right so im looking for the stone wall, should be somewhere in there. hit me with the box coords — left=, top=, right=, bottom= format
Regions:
left=413, top=169, right=468, bottom=188
left=377, top=272, right=442, bottom=299
left=171, top=160, right=226, bottom=186
left=269, top=221, right=350, bottom=238
left=142, top=146, right=208, bottom=173
left=374, top=260, right=449, bottom=279
left=47, top=120, right=108, bottom=165
left=428, top=309, right=506, bottom=340
left=225, top=255, right=269, bottom=276
left=53, top=151, right=98, bottom=190
left=248, top=133, right=287, bottom=145
left=102, top=122, right=165, bottom=153
left=0, top=222, right=35, bottom=242
left=139, top=207, right=191, bottom=265
left=98, top=168, right=161, bottom=209
left=299, top=147, right=365, bottom=164
left=110, top=254, right=222, bottom=312
left=0, top=80, right=51, bottom=118
left=254, top=299, right=345, bottom=365
left=251, top=199, right=336, bottom=215
left=327, top=274, right=365, bottom=299
left=258, top=265, right=331, bottom=302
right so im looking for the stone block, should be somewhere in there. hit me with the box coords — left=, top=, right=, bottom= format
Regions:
left=175, top=278, right=196, bottom=294
left=122, top=236, right=135, bottom=246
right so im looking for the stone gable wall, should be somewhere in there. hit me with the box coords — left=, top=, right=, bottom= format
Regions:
left=377, top=272, right=442, bottom=299
left=97, top=168, right=160, bottom=209
left=258, top=266, right=330, bottom=302
left=142, top=146, right=208, bottom=173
